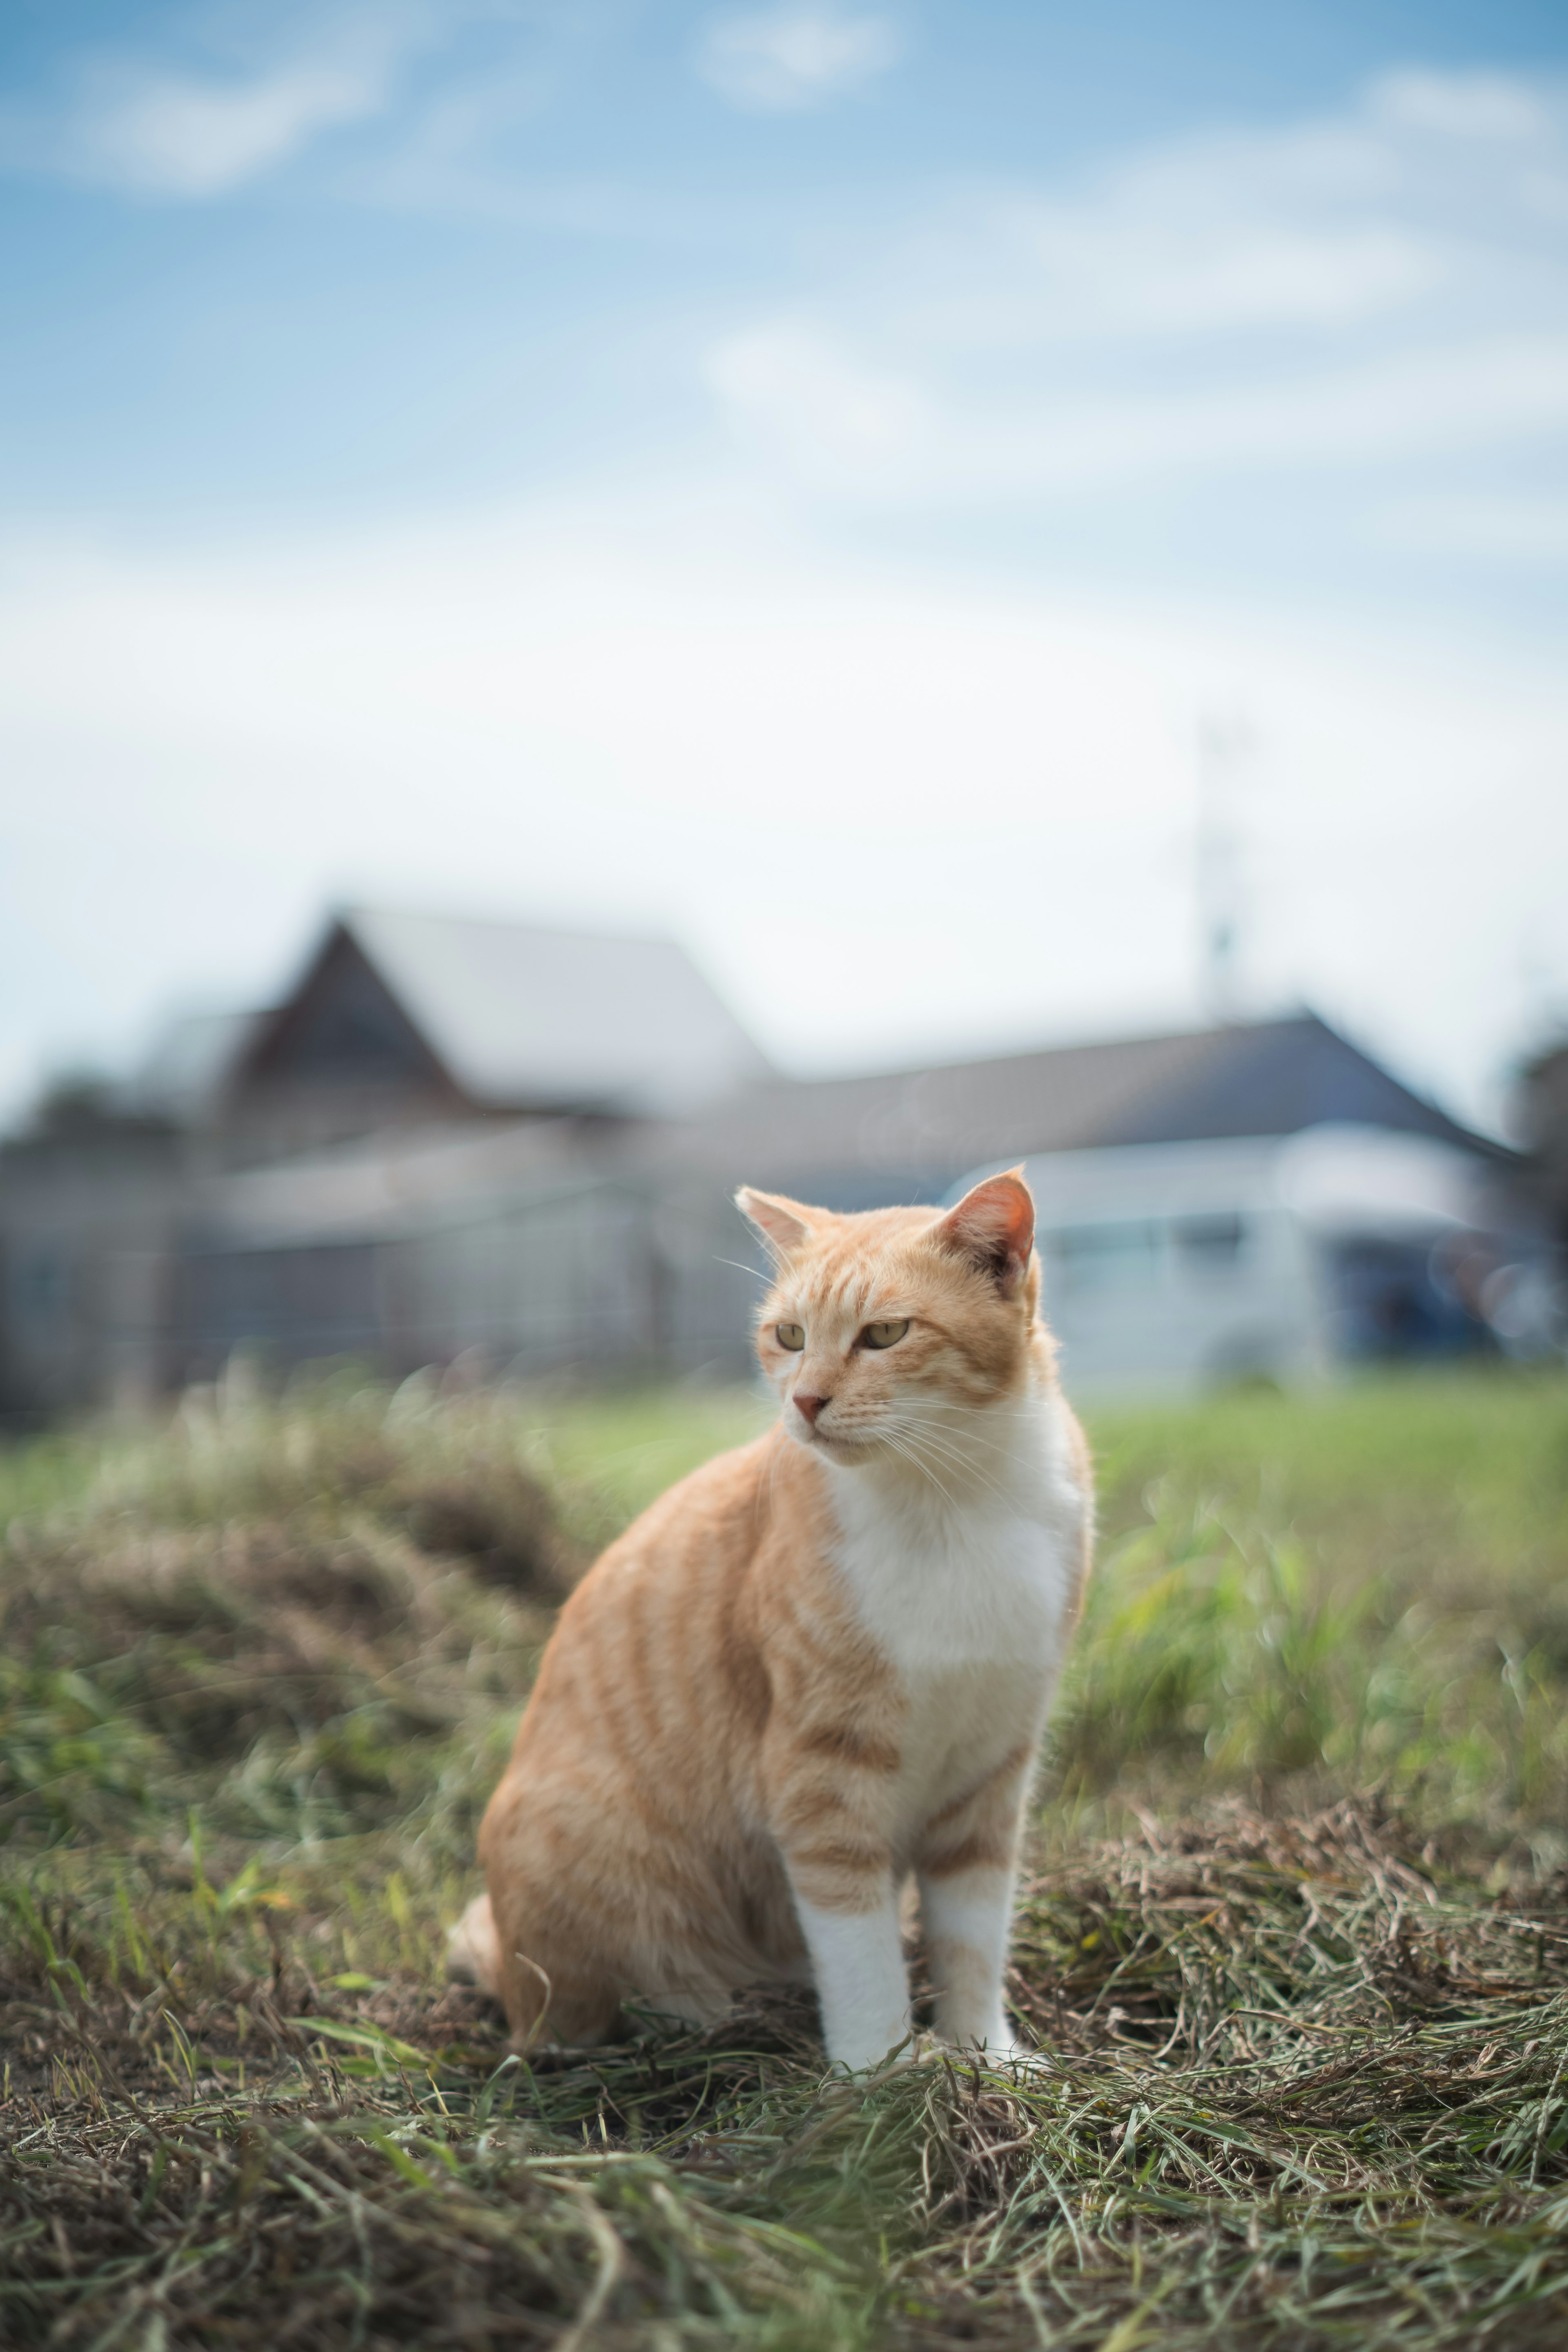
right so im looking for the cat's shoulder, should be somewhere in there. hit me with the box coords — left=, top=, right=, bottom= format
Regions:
left=565, top=1428, right=813, bottom=1601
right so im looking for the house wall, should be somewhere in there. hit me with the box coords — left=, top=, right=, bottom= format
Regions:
left=381, top=1185, right=662, bottom=1372
left=174, top=1241, right=383, bottom=1381
left=172, top=1180, right=687, bottom=1384
left=1519, top=1043, right=1568, bottom=1242
left=0, top=1130, right=189, bottom=1418
left=165, top=1164, right=775, bottom=1389
left=990, top=1131, right=1519, bottom=1392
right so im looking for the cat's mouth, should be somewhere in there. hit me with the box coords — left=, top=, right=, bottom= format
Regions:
left=796, top=1421, right=873, bottom=1459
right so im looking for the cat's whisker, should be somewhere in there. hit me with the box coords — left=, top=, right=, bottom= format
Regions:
left=873, top=1414, right=1017, bottom=1506
left=884, top=1411, right=982, bottom=1486
left=875, top=1419, right=996, bottom=1485
left=893, top=1422, right=1036, bottom=1495
left=713, top=1257, right=772, bottom=1285
left=893, top=1406, right=1026, bottom=1459
left=875, top=1425, right=960, bottom=1508
left=879, top=1392, right=1025, bottom=1449
left=893, top=1430, right=1006, bottom=1505
left=890, top=1414, right=1014, bottom=1469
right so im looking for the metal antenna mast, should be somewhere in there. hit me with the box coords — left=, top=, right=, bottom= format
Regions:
left=1196, top=716, right=1252, bottom=1025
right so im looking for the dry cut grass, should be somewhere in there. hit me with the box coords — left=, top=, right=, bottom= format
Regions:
left=8, top=1800, right=1568, bottom=2348
left=3, top=1368, right=1568, bottom=2347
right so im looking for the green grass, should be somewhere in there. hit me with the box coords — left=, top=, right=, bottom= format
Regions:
left=3, top=1366, right=1568, bottom=2347
left=1070, top=1374, right=1568, bottom=1851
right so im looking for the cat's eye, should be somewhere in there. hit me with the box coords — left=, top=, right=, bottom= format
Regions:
left=862, top=1320, right=910, bottom=1350
left=775, top=1323, right=805, bottom=1351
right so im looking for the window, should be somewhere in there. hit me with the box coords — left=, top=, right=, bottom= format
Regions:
left=1046, top=1221, right=1160, bottom=1294
left=13, top=1247, right=72, bottom=1323
left=1171, top=1212, right=1247, bottom=1272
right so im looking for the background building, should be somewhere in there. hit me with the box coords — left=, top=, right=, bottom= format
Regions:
left=0, top=906, right=1552, bottom=1418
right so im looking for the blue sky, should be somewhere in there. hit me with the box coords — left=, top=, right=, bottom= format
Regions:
left=2, top=1, right=1567, bottom=1131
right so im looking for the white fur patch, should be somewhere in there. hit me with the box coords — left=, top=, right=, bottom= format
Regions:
left=447, top=1891, right=501, bottom=1993
left=791, top=1892, right=911, bottom=2069
left=823, top=1384, right=1085, bottom=1856
left=812, top=1381, right=1085, bottom=2056
left=919, top=1865, right=1015, bottom=2049
left=824, top=1387, right=1082, bottom=1666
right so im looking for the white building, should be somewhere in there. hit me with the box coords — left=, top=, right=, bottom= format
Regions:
left=958, top=1126, right=1539, bottom=1393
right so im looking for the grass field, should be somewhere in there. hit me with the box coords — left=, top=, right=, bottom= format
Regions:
left=4, top=1365, right=1568, bottom=2347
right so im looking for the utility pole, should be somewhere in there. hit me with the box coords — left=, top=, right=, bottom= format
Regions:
left=1196, top=716, right=1252, bottom=1026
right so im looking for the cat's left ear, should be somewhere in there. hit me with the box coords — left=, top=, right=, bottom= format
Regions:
left=934, top=1169, right=1035, bottom=1297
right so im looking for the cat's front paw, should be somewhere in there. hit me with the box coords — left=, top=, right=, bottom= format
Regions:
left=985, top=2038, right=1053, bottom=2076
left=826, top=2024, right=940, bottom=2076
left=944, top=2028, right=1052, bottom=2076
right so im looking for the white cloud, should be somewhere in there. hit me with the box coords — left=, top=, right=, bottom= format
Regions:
left=697, top=6, right=900, bottom=113
left=0, top=4, right=453, bottom=198
left=968, top=204, right=1438, bottom=341
left=703, top=67, right=1568, bottom=511
left=1373, top=69, right=1548, bottom=142
left=709, top=324, right=1568, bottom=503
left=1, top=495, right=1565, bottom=1129
left=56, top=60, right=388, bottom=196
left=1377, top=491, right=1568, bottom=564
left=913, top=69, right=1568, bottom=346
left=706, top=321, right=932, bottom=487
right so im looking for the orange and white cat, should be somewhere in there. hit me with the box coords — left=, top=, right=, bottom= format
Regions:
left=452, top=1169, right=1093, bottom=2069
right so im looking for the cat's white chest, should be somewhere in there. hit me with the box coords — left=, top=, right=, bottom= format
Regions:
left=824, top=1392, right=1083, bottom=1681
left=833, top=1501, right=1069, bottom=1676
left=822, top=1390, right=1085, bottom=1852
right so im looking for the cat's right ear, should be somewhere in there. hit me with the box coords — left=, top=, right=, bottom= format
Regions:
left=735, top=1186, right=817, bottom=1260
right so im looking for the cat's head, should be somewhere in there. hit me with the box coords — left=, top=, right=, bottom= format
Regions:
left=735, top=1172, right=1047, bottom=1468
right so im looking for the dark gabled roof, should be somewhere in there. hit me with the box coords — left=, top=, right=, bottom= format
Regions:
left=235, top=907, right=773, bottom=1117
left=664, top=1013, right=1504, bottom=1209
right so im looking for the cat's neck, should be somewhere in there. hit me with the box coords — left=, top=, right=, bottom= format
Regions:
left=817, top=1359, right=1065, bottom=1523
left=811, top=1361, right=1082, bottom=1677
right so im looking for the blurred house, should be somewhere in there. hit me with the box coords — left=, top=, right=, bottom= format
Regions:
left=1519, top=1038, right=1568, bottom=1242
left=0, top=1085, right=193, bottom=1419
left=216, top=905, right=770, bottom=1163
left=647, top=1014, right=1539, bottom=1386
left=0, top=905, right=1543, bottom=1417
left=955, top=1129, right=1531, bottom=1390
left=0, top=906, right=767, bottom=1415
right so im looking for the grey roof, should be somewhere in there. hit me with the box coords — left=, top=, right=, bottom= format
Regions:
left=341, top=907, right=771, bottom=1116
left=657, top=1014, right=1503, bottom=1210
left=178, top=1009, right=1507, bottom=1258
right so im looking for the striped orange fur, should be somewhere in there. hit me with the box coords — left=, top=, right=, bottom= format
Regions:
left=453, top=1170, right=1094, bottom=2068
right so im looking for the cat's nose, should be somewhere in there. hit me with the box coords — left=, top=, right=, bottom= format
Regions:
left=793, top=1392, right=828, bottom=1427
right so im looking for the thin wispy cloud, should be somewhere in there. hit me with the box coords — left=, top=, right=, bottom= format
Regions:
left=1378, top=490, right=1568, bottom=563
left=50, top=60, right=388, bottom=196
left=705, top=68, right=1568, bottom=520
left=696, top=6, right=901, bottom=114
left=1378, top=67, right=1549, bottom=140
left=0, top=3, right=463, bottom=198
left=707, top=321, right=931, bottom=488
left=708, top=327, right=1568, bottom=499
